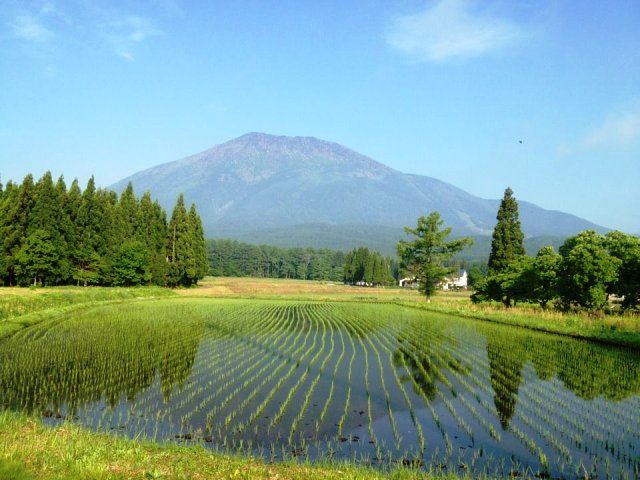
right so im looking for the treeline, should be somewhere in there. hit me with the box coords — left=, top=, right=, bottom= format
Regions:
left=207, top=239, right=346, bottom=281
left=472, top=188, right=640, bottom=311
left=343, top=247, right=394, bottom=286
left=0, top=173, right=208, bottom=287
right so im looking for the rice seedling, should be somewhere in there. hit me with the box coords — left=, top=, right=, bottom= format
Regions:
left=0, top=298, right=638, bottom=477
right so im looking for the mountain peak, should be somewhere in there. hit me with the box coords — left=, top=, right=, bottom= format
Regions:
left=192, top=132, right=392, bottom=175
left=111, top=132, right=607, bottom=250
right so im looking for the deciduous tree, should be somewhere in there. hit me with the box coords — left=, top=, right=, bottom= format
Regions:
left=605, top=231, right=640, bottom=310
left=557, top=230, right=620, bottom=310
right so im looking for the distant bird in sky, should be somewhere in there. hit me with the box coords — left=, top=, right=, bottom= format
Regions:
left=518, top=140, right=523, bottom=144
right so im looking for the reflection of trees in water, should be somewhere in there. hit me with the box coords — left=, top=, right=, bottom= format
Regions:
left=479, top=322, right=640, bottom=430
left=526, top=336, right=640, bottom=401
left=392, top=321, right=471, bottom=402
left=487, top=336, right=525, bottom=429
left=394, top=342, right=438, bottom=401
left=0, top=310, right=203, bottom=414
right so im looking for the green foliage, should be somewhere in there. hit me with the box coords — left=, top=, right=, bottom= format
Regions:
left=397, top=212, right=473, bottom=299
left=15, top=230, right=59, bottom=286
left=473, top=229, right=640, bottom=313
left=207, top=239, right=346, bottom=281
left=605, top=231, right=640, bottom=310
left=531, top=246, right=561, bottom=309
left=488, top=187, right=525, bottom=274
left=343, top=247, right=392, bottom=285
left=112, top=241, right=152, bottom=286
left=0, top=172, right=206, bottom=288
left=557, top=230, right=621, bottom=310
left=472, top=256, right=534, bottom=307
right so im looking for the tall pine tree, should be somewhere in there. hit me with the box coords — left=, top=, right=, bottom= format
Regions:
left=188, top=202, right=209, bottom=282
left=488, top=187, right=525, bottom=274
left=166, top=194, right=191, bottom=287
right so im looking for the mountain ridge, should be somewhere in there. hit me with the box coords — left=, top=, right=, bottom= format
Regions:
left=111, top=133, right=607, bottom=252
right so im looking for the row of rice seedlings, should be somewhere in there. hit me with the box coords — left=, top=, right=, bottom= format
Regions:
left=520, top=372, right=638, bottom=473
left=0, top=303, right=202, bottom=418
left=335, top=311, right=358, bottom=438
left=126, top=306, right=252, bottom=420
left=344, top=309, right=401, bottom=450
left=451, top=322, right=638, bottom=477
left=458, top=339, right=582, bottom=471
left=360, top=321, right=427, bottom=454
left=179, top=305, right=290, bottom=429
left=382, top=320, right=465, bottom=458
left=349, top=306, right=473, bottom=457
left=97, top=306, right=239, bottom=436
left=388, top=324, right=477, bottom=443
left=288, top=310, right=337, bottom=445
left=335, top=306, right=390, bottom=462
left=217, top=304, right=316, bottom=433
left=239, top=305, right=321, bottom=434
left=149, top=303, right=298, bottom=444
left=315, top=313, right=346, bottom=438
left=269, top=308, right=327, bottom=432
left=151, top=304, right=282, bottom=433
left=344, top=306, right=435, bottom=457
left=380, top=318, right=478, bottom=446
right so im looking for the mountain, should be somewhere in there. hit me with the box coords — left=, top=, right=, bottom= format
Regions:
left=111, top=133, right=607, bottom=255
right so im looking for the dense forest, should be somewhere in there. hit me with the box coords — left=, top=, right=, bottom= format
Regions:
left=207, top=239, right=347, bottom=281
left=207, top=240, right=401, bottom=285
left=0, top=173, right=208, bottom=287
left=342, top=247, right=395, bottom=286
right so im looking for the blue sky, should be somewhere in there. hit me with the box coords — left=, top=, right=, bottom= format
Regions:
left=1, top=0, right=639, bottom=232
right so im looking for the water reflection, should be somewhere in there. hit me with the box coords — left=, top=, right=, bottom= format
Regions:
left=487, top=335, right=525, bottom=429
left=478, top=322, right=640, bottom=429
left=0, top=314, right=203, bottom=414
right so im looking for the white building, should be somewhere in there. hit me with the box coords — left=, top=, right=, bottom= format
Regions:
left=442, top=269, right=467, bottom=290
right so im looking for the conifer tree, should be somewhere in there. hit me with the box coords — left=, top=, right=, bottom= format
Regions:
left=140, top=192, right=168, bottom=285
left=2, top=175, right=36, bottom=285
left=397, top=211, right=473, bottom=301
left=116, top=182, right=141, bottom=242
left=488, top=187, right=525, bottom=274
left=166, top=194, right=191, bottom=287
left=29, top=172, right=70, bottom=284
left=188, top=202, right=209, bottom=282
left=73, top=177, right=104, bottom=285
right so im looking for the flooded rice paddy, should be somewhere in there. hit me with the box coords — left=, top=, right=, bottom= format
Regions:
left=1, top=299, right=639, bottom=478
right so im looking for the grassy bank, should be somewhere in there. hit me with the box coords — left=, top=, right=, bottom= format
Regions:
left=0, top=286, right=175, bottom=339
left=404, top=299, right=640, bottom=349
left=0, top=411, right=459, bottom=480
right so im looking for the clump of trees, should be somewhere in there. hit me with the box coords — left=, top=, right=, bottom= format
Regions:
left=472, top=188, right=640, bottom=311
left=0, top=172, right=208, bottom=287
left=342, top=247, right=393, bottom=286
left=207, top=239, right=346, bottom=281
left=397, top=211, right=473, bottom=301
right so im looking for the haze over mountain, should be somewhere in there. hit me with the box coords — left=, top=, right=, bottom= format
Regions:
left=111, top=133, right=607, bottom=255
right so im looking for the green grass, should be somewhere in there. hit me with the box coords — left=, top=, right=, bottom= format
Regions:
left=0, top=286, right=175, bottom=339
left=0, top=411, right=463, bottom=480
left=406, top=299, right=640, bottom=349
